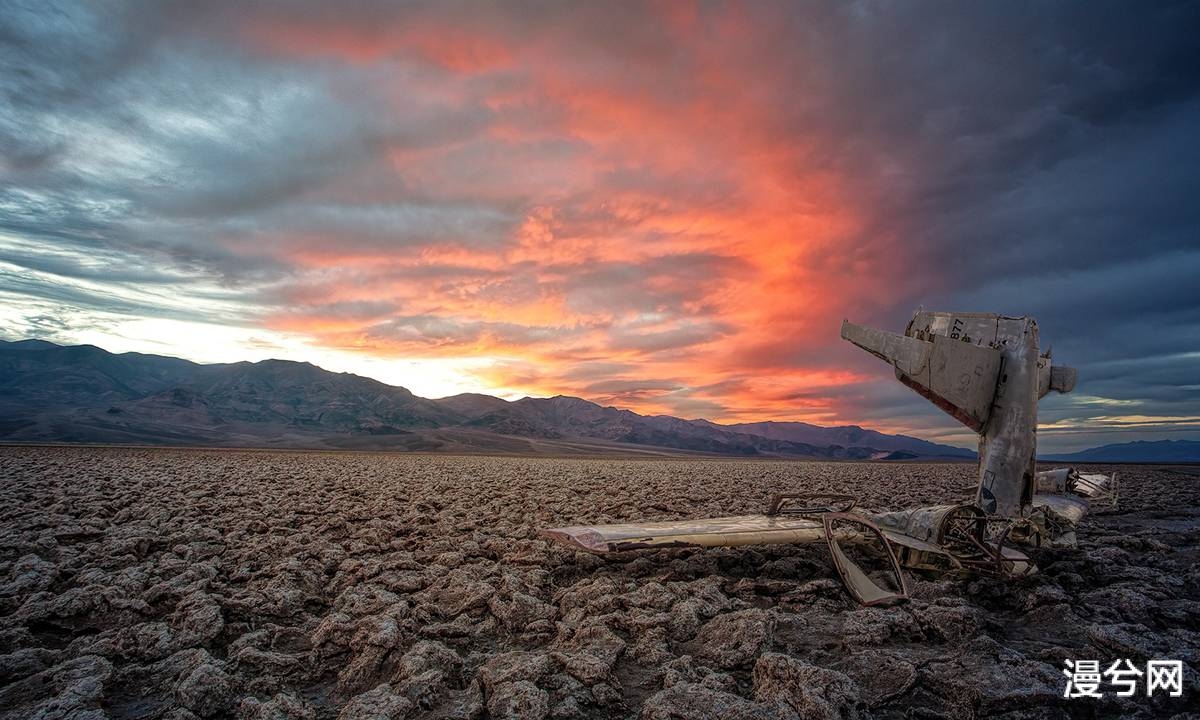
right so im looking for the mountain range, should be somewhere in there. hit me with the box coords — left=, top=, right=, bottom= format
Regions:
left=0, top=338, right=975, bottom=459
left=1041, top=439, right=1200, bottom=463
left=1, top=338, right=1193, bottom=462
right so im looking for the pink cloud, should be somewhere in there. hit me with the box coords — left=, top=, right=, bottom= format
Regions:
left=221, top=2, right=929, bottom=426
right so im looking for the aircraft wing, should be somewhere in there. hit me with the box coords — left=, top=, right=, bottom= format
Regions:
left=540, top=514, right=827, bottom=552
left=542, top=512, right=907, bottom=606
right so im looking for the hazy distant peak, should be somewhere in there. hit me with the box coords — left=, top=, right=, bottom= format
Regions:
left=1042, top=439, right=1200, bottom=462
left=1, top=338, right=61, bottom=350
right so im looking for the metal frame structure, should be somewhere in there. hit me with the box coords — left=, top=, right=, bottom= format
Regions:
left=542, top=310, right=1116, bottom=605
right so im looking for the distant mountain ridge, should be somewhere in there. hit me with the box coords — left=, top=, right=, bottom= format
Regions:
left=719, top=420, right=974, bottom=458
left=0, top=337, right=979, bottom=459
left=1041, top=439, right=1200, bottom=463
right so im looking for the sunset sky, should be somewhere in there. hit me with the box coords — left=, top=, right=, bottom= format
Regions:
left=2, top=1, right=1197, bottom=452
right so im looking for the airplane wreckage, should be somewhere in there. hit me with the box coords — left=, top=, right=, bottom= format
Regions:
left=542, top=311, right=1118, bottom=605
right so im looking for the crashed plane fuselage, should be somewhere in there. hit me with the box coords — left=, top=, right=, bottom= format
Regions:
left=542, top=311, right=1116, bottom=605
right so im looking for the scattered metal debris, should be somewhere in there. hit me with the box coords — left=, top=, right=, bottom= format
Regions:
left=543, top=311, right=1117, bottom=605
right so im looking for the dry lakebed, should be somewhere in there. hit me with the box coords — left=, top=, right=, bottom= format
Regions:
left=0, top=446, right=1197, bottom=719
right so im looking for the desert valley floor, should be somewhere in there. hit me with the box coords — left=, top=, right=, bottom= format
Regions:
left=0, top=447, right=1196, bottom=719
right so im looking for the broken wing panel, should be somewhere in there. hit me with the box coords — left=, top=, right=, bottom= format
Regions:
left=1074, top=472, right=1118, bottom=506
left=1032, top=493, right=1089, bottom=525
left=541, top=514, right=826, bottom=552
left=842, top=320, right=1001, bottom=431
left=544, top=512, right=910, bottom=606
left=839, top=320, right=931, bottom=376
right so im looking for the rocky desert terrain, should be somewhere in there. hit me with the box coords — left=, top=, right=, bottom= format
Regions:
left=0, top=446, right=1196, bottom=719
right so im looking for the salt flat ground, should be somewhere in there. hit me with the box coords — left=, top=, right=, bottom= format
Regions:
left=0, top=447, right=1196, bottom=720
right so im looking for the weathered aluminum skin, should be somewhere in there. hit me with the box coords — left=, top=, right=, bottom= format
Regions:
left=839, top=322, right=1000, bottom=431
left=823, top=513, right=907, bottom=605
left=1035, top=467, right=1117, bottom=508
left=904, top=313, right=1035, bottom=516
left=1032, top=493, right=1090, bottom=525
left=539, top=514, right=827, bottom=552
left=872, top=504, right=965, bottom=544
left=542, top=502, right=1038, bottom=579
left=541, top=512, right=909, bottom=605
left=842, top=312, right=1082, bottom=518
left=542, top=505, right=945, bottom=552
left=1074, top=472, right=1118, bottom=506
left=1035, top=468, right=1070, bottom=494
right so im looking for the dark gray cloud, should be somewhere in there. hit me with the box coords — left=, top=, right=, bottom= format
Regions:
left=0, top=1, right=1196, bottom=452
left=365, top=315, right=583, bottom=350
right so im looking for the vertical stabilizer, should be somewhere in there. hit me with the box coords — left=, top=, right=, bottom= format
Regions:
left=842, top=312, right=1069, bottom=518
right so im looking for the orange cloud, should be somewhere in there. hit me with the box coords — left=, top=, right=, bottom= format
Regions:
left=231, top=3, right=923, bottom=425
